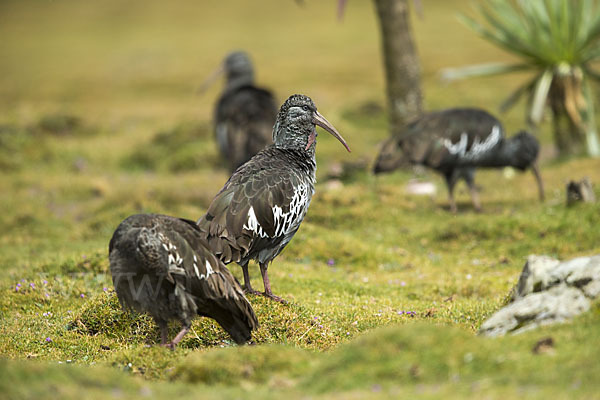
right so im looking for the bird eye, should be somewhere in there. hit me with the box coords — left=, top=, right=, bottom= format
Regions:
left=302, top=105, right=309, bottom=111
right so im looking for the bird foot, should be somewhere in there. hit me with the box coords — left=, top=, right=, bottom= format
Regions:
left=260, top=292, right=287, bottom=304
left=160, top=342, right=176, bottom=351
left=243, top=287, right=262, bottom=296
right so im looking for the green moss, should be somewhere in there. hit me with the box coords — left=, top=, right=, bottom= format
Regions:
left=1, top=0, right=600, bottom=398
left=35, top=113, right=84, bottom=136
left=122, top=121, right=221, bottom=172
left=70, top=292, right=155, bottom=341
left=173, top=344, right=313, bottom=386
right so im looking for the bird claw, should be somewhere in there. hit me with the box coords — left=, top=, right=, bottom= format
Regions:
left=243, top=288, right=262, bottom=296
left=261, top=292, right=287, bottom=304
left=160, top=342, right=176, bottom=351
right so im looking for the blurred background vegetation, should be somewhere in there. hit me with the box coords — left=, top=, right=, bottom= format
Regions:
left=1, top=0, right=599, bottom=398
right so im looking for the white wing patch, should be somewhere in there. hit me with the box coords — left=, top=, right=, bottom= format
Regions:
left=157, top=231, right=214, bottom=281
left=195, top=259, right=215, bottom=280
left=273, top=183, right=310, bottom=237
left=244, top=206, right=270, bottom=238
left=157, top=232, right=185, bottom=276
left=443, top=124, right=501, bottom=160
left=243, top=183, right=312, bottom=238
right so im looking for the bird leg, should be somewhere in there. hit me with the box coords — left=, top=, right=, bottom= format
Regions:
left=445, top=172, right=458, bottom=214
left=163, top=325, right=190, bottom=350
left=241, top=262, right=261, bottom=296
left=447, top=190, right=458, bottom=214
left=259, top=262, right=286, bottom=304
left=469, top=186, right=481, bottom=212
left=159, top=323, right=169, bottom=346
left=464, top=171, right=481, bottom=212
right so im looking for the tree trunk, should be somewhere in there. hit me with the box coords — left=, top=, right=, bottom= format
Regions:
left=549, top=78, right=586, bottom=156
left=373, top=0, right=423, bottom=136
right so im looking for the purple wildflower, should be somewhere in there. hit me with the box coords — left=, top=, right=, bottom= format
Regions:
left=29, top=282, right=35, bottom=289
left=45, top=337, right=52, bottom=342
left=327, top=258, right=335, bottom=266
left=103, top=287, right=108, bottom=292
left=43, top=280, right=48, bottom=285
left=80, top=293, right=85, bottom=298
left=400, top=281, right=406, bottom=287
left=21, top=279, right=26, bottom=283
left=15, top=283, right=21, bottom=292
left=397, top=311, right=404, bottom=315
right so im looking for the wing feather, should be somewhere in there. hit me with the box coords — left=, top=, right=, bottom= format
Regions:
left=197, top=147, right=313, bottom=264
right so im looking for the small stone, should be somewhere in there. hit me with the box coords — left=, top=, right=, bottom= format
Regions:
left=405, top=180, right=436, bottom=196
left=479, top=254, right=600, bottom=337
left=532, top=337, right=555, bottom=354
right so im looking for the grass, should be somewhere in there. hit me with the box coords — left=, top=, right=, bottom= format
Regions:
left=1, top=0, right=600, bottom=398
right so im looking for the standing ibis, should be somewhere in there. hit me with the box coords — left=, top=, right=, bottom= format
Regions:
left=201, top=51, right=278, bottom=171
left=373, top=108, right=544, bottom=212
left=197, top=94, right=351, bottom=302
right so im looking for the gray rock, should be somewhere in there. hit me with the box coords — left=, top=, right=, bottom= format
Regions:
left=479, top=254, right=600, bottom=337
left=560, top=256, right=600, bottom=298
left=513, top=255, right=560, bottom=299
left=566, top=177, right=596, bottom=205
left=479, top=286, right=590, bottom=337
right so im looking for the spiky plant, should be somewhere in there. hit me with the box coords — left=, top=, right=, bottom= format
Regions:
left=442, top=0, right=600, bottom=157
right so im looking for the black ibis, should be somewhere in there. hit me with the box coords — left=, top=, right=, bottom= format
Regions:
left=197, top=94, right=351, bottom=302
left=201, top=51, right=278, bottom=171
left=373, top=108, right=544, bottom=212
left=109, top=213, right=258, bottom=348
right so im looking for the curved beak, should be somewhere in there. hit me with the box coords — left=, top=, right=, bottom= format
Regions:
left=196, top=64, right=224, bottom=95
left=312, top=110, right=351, bottom=152
left=531, top=162, right=545, bottom=201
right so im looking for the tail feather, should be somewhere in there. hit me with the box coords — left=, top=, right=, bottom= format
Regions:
left=202, top=296, right=259, bottom=344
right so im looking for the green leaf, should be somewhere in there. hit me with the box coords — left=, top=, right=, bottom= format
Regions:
left=530, top=68, right=554, bottom=124
left=582, top=65, right=600, bottom=82
left=499, top=74, right=540, bottom=113
left=582, top=80, right=600, bottom=156
left=440, top=63, right=531, bottom=82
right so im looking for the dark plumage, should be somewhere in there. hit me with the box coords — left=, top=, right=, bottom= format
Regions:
left=213, top=51, right=278, bottom=171
left=109, top=213, right=258, bottom=348
left=197, top=94, right=351, bottom=302
left=373, top=108, right=544, bottom=212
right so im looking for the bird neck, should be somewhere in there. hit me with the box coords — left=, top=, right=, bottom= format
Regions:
left=276, top=146, right=317, bottom=177
left=225, top=74, right=254, bottom=92
left=273, top=125, right=316, bottom=158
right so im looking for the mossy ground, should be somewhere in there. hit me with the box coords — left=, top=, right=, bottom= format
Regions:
left=1, top=0, right=600, bottom=398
